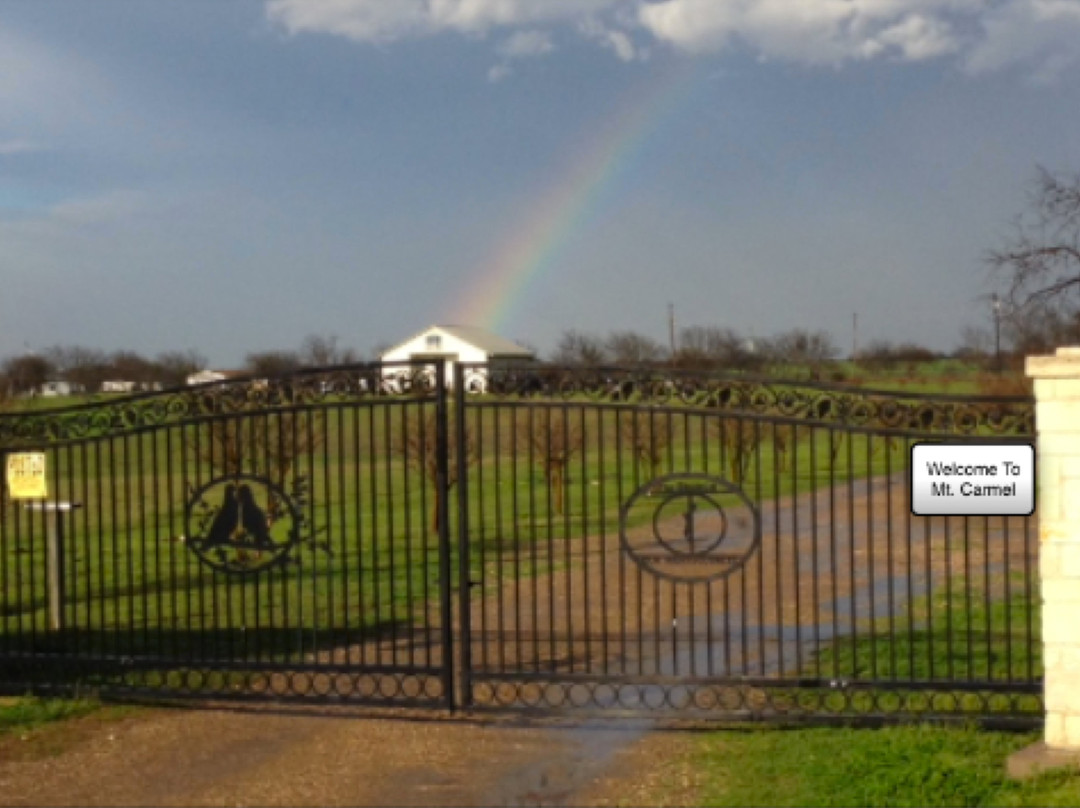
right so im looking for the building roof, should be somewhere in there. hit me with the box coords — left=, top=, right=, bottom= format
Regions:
left=383, top=325, right=534, bottom=358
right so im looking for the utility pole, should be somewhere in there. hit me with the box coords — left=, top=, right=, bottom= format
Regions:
left=668, top=303, right=676, bottom=358
left=992, top=293, right=1002, bottom=373
left=852, top=312, right=858, bottom=364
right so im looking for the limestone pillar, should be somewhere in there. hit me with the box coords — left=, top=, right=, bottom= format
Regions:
left=1027, top=346, right=1080, bottom=749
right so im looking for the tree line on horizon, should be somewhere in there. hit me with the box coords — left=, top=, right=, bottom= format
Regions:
left=0, top=334, right=359, bottom=399
left=0, top=323, right=1009, bottom=402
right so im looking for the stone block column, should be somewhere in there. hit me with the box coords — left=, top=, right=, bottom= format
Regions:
left=1028, top=346, right=1080, bottom=749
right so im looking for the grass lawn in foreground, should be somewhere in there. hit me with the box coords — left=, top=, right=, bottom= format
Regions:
left=641, top=725, right=1080, bottom=808
left=0, top=695, right=107, bottom=735
left=626, top=562, right=1052, bottom=807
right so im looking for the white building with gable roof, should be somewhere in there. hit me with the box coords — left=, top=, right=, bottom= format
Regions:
left=380, top=325, right=534, bottom=392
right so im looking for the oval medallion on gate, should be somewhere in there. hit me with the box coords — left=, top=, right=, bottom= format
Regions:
left=185, top=474, right=301, bottom=575
left=619, top=472, right=761, bottom=583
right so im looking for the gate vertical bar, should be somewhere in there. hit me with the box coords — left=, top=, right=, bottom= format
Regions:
left=454, top=363, right=473, bottom=708
left=434, top=361, right=456, bottom=712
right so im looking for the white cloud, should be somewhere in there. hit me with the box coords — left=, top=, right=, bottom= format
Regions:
left=605, top=29, right=638, bottom=61
left=264, top=0, right=1080, bottom=79
left=578, top=16, right=642, bottom=61
left=636, top=0, right=961, bottom=64
left=964, top=0, right=1080, bottom=80
left=487, top=63, right=513, bottom=82
left=636, top=0, right=1080, bottom=73
left=872, top=13, right=959, bottom=60
left=266, top=0, right=620, bottom=42
left=497, top=29, right=554, bottom=58
left=488, top=29, right=554, bottom=79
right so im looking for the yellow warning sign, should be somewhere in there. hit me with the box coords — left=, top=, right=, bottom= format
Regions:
left=6, top=452, right=47, bottom=500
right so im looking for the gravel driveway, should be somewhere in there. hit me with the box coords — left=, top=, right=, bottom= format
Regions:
left=0, top=703, right=691, bottom=807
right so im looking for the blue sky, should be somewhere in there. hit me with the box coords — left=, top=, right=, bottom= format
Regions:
left=3, top=0, right=1080, bottom=365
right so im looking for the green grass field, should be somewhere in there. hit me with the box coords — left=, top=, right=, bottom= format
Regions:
left=662, top=724, right=1078, bottom=808
left=819, top=574, right=1041, bottom=684
left=0, top=695, right=108, bottom=735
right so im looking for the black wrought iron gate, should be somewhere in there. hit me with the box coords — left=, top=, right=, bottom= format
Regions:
left=451, top=363, right=1040, bottom=726
left=0, top=361, right=1042, bottom=726
left=0, top=363, right=455, bottom=707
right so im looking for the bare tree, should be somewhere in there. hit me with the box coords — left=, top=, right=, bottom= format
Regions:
left=619, top=410, right=672, bottom=478
left=194, top=419, right=246, bottom=480
left=45, top=345, right=108, bottom=393
left=768, top=328, right=839, bottom=369
left=245, top=350, right=302, bottom=377
left=604, top=331, right=666, bottom=366
left=392, top=409, right=476, bottom=530
left=990, top=166, right=1080, bottom=320
left=672, top=326, right=761, bottom=371
left=551, top=330, right=607, bottom=366
left=1, top=354, right=54, bottom=396
left=300, top=334, right=360, bottom=367
left=517, top=410, right=583, bottom=515
left=108, top=350, right=157, bottom=387
left=710, top=418, right=762, bottom=484
left=190, top=409, right=326, bottom=519
left=154, top=349, right=207, bottom=388
left=1002, top=306, right=1080, bottom=359
left=672, top=326, right=723, bottom=369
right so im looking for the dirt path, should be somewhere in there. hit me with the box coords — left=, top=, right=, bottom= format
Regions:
left=457, top=471, right=1034, bottom=694
left=0, top=704, right=681, bottom=807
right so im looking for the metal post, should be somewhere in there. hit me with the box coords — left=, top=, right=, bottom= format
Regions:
left=668, top=302, right=676, bottom=358
left=993, top=293, right=1003, bottom=373
left=23, top=501, right=81, bottom=632
left=852, top=312, right=858, bottom=364
left=454, top=362, right=473, bottom=709
left=47, top=511, right=63, bottom=632
left=434, top=362, right=455, bottom=712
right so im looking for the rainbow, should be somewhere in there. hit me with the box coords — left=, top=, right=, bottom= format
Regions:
left=449, top=63, right=703, bottom=334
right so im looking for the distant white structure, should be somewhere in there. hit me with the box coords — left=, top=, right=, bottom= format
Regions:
left=185, top=369, right=248, bottom=387
left=380, top=325, right=534, bottom=392
left=35, top=380, right=81, bottom=397
left=101, top=381, right=137, bottom=394
left=101, top=381, right=163, bottom=394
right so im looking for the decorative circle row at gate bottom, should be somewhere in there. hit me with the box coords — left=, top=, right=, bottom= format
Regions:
left=619, top=472, right=761, bottom=583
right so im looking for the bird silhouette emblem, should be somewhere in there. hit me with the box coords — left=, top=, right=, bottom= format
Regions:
left=186, top=474, right=302, bottom=574
left=204, top=484, right=238, bottom=548
left=237, top=484, right=273, bottom=547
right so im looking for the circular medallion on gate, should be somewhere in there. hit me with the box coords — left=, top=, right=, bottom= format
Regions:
left=619, top=472, right=761, bottom=582
left=185, top=474, right=301, bottom=575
